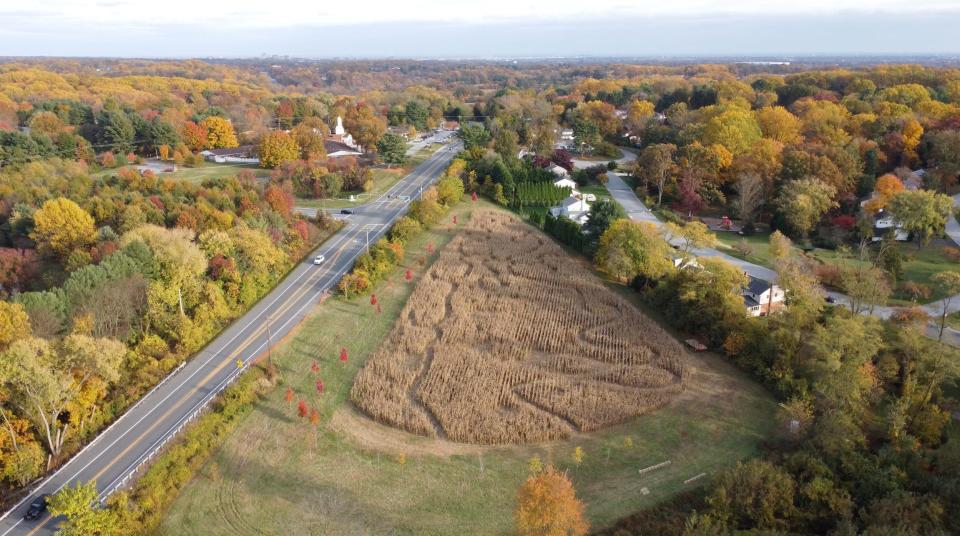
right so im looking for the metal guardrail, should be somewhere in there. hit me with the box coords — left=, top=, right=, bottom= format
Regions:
left=0, top=143, right=460, bottom=522
left=0, top=360, right=187, bottom=524
left=100, top=363, right=248, bottom=500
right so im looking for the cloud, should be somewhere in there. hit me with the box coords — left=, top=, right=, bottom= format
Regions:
left=5, top=0, right=960, bottom=29
left=0, top=3, right=958, bottom=57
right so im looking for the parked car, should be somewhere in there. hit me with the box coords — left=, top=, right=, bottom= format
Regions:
left=312, top=254, right=326, bottom=265
left=23, top=495, right=48, bottom=521
left=340, top=209, right=353, bottom=215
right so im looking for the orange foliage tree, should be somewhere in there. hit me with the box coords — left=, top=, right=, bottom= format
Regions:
left=864, top=173, right=905, bottom=212
left=514, top=465, right=588, bottom=536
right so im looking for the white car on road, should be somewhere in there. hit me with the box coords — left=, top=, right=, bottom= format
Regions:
left=312, top=254, right=326, bottom=265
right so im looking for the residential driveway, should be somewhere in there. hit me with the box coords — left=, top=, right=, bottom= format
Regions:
left=603, top=173, right=960, bottom=345
left=605, top=173, right=777, bottom=280
left=571, top=147, right=637, bottom=170
left=945, top=193, right=960, bottom=247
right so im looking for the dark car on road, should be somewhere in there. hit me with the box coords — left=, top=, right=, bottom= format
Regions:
left=340, top=209, right=353, bottom=215
left=23, top=494, right=48, bottom=521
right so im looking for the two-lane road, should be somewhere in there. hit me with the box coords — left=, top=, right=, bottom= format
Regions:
left=0, top=142, right=461, bottom=536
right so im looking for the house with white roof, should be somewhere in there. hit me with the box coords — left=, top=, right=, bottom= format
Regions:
left=550, top=195, right=591, bottom=225
left=872, top=209, right=910, bottom=242
left=553, top=177, right=578, bottom=190
left=549, top=164, right=570, bottom=178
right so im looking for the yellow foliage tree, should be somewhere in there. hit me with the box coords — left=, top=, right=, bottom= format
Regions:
left=0, top=302, right=31, bottom=349
left=515, top=465, right=588, bottom=536
left=902, top=118, right=924, bottom=158
left=258, top=131, right=300, bottom=169
left=200, top=116, right=239, bottom=149
left=755, top=106, right=802, bottom=144
left=626, top=99, right=655, bottom=130
left=864, top=174, right=905, bottom=212
left=30, top=197, right=96, bottom=258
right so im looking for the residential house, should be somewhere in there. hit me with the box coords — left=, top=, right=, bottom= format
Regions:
left=742, top=275, right=785, bottom=317
left=200, top=145, right=258, bottom=164
left=550, top=195, right=591, bottom=225
left=324, top=139, right=363, bottom=159
left=904, top=169, right=925, bottom=191
left=553, top=177, right=578, bottom=190
left=873, top=209, right=910, bottom=242
left=549, top=164, right=570, bottom=178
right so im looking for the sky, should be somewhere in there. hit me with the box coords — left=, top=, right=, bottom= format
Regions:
left=0, top=0, right=959, bottom=58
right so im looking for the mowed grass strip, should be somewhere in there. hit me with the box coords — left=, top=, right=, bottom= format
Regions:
left=157, top=200, right=776, bottom=536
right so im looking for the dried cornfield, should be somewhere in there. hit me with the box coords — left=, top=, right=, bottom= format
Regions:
left=351, top=210, right=688, bottom=444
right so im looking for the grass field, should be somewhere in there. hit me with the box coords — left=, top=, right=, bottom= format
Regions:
left=716, top=230, right=959, bottom=305
left=714, top=228, right=785, bottom=267
left=157, top=200, right=777, bottom=535
left=95, top=162, right=273, bottom=184
left=295, top=145, right=444, bottom=209
left=294, top=168, right=407, bottom=209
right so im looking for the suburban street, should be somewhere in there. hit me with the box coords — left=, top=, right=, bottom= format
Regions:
left=0, top=142, right=461, bottom=536
left=603, top=172, right=960, bottom=345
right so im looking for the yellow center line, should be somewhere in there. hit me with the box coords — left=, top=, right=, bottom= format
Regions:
left=24, top=150, right=454, bottom=535
left=24, top=223, right=372, bottom=536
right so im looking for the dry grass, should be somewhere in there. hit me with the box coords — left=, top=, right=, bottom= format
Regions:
left=351, top=210, right=687, bottom=444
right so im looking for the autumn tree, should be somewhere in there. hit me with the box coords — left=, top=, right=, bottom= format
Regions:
left=625, top=99, right=655, bottom=132
left=702, top=107, right=763, bottom=157
left=344, top=101, right=387, bottom=151
left=841, top=262, right=892, bottom=316
left=705, top=459, right=796, bottom=530
left=30, top=197, right=97, bottom=259
left=663, top=220, right=717, bottom=258
left=769, top=230, right=793, bottom=259
left=200, top=116, right=239, bottom=149
left=931, top=271, right=960, bottom=342
left=755, top=106, right=802, bottom=144
left=258, top=131, right=300, bottom=169
left=864, top=174, right=905, bottom=212
left=289, top=123, right=327, bottom=161
left=807, top=314, right=883, bottom=415
left=514, top=465, right=588, bottom=536
left=0, top=335, right=124, bottom=458
left=733, top=172, right=764, bottom=229
left=48, top=480, right=119, bottom=536
left=595, top=220, right=672, bottom=283
left=574, top=100, right=620, bottom=136
left=635, top=143, right=677, bottom=205
left=775, top=178, right=837, bottom=239
left=886, top=189, right=953, bottom=246
left=181, top=121, right=208, bottom=152
left=0, top=302, right=31, bottom=350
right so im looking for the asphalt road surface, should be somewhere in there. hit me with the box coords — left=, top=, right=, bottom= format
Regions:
left=603, top=172, right=960, bottom=346
left=0, top=142, right=462, bottom=536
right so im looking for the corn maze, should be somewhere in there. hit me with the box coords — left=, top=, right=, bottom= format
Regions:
left=351, top=210, right=688, bottom=444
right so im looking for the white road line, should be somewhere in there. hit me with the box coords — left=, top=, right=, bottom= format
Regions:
left=0, top=228, right=357, bottom=530
left=0, top=144, right=457, bottom=536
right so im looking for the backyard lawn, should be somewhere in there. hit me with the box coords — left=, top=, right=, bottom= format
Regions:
left=716, top=228, right=959, bottom=305
left=157, top=200, right=777, bottom=536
